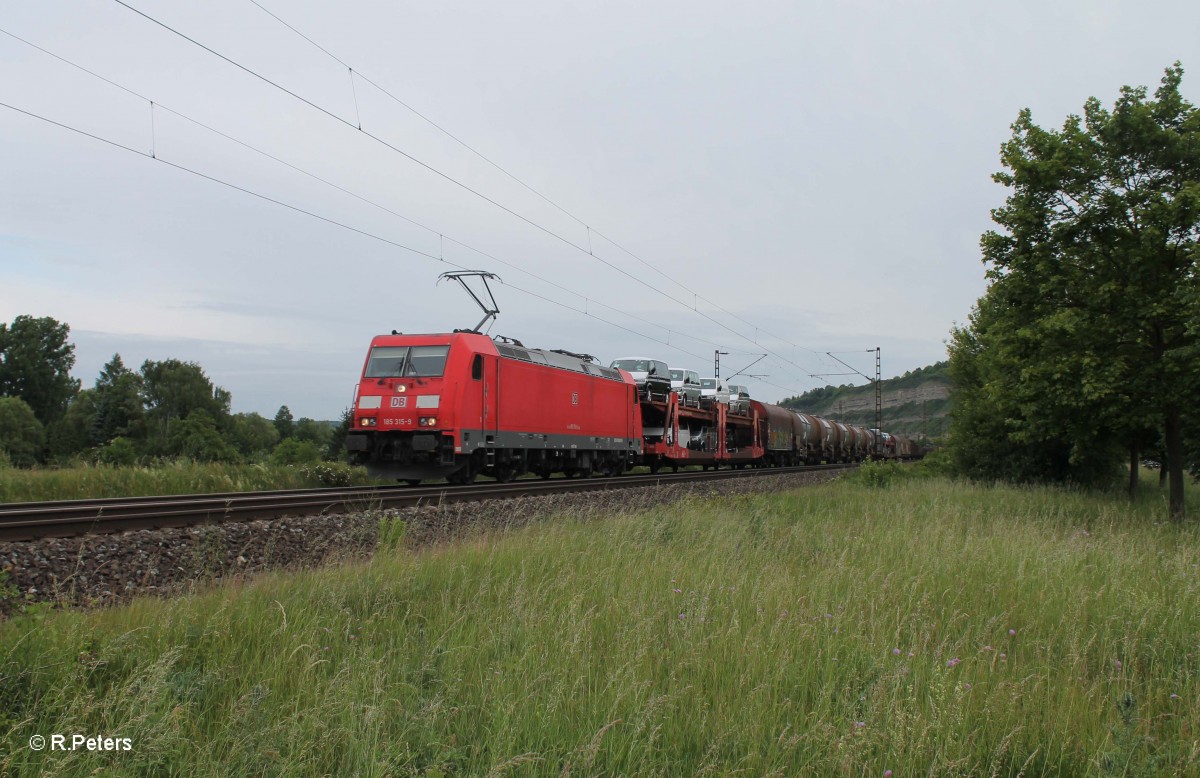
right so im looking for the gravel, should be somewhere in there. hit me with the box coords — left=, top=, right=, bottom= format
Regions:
left=0, top=470, right=840, bottom=613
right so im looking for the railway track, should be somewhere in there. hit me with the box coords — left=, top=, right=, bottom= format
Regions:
left=0, top=464, right=855, bottom=543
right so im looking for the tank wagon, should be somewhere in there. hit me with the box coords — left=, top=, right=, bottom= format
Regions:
left=348, top=331, right=916, bottom=482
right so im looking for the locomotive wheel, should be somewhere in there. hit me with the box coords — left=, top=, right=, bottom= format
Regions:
left=494, top=462, right=519, bottom=483
left=404, top=479, right=422, bottom=486
left=448, top=464, right=477, bottom=485
left=649, top=461, right=661, bottom=475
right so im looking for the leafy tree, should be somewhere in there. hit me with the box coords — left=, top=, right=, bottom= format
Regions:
left=0, top=315, right=80, bottom=425
left=0, top=396, right=45, bottom=467
left=92, top=354, right=145, bottom=446
left=140, top=359, right=231, bottom=449
left=325, top=407, right=353, bottom=461
left=951, top=64, right=1200, bottom=519
left=167, top=410, right=241, bottom=463
left=270, top=437, right=322, bottom=466
left=98, top=436, right=139, bottom=467
left=229, top=412, right=279, bottom=460
left=273, top=405, right=294, bottom=440
left=46, top=389, right=98, bottom=461
left=293, top=417, right=331, bottom=448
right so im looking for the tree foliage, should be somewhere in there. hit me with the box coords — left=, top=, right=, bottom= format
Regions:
left=0, top=315, right=80, bottom=425
left=0, top=315, right=350, bottom=469
left=949, top=64, right=1200, bottom=519
left=0, top=396, right=45, bottom=468
left=140, top=359, right=231, bottom=450
left=92, top=354, right=145, bottom=446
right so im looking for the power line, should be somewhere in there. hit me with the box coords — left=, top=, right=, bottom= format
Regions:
left=0, top=25, right=739, bottom=358
left=245, top=0, right=832, bottom=365
left=108, top=0, right=826, bottom=386
left=0, top=98, right=718, bottom=367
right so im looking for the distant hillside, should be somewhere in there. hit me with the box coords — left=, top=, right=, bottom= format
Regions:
left=779, top=362, right=950, bottom=440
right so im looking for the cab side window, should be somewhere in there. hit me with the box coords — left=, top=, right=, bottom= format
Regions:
left=472, top=354, right=483, bottom=380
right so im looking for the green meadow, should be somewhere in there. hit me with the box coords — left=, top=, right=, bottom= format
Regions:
left=3, top=469, right=1198, bottom=776
left=0, top=461, right=373, bottom=503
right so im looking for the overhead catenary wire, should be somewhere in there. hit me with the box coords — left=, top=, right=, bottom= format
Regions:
left=108, top=0, right=830, bottom=386
left=0, top=98, right=719, bottom=368
left=244, top=0, right=832, bottom=363
left=0, top=26, right=736, bottom=359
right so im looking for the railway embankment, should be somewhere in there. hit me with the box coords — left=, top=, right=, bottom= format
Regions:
left=1, top=469, right=840, bottom=611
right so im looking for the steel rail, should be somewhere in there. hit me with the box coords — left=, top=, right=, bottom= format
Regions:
left=0, top=464, right=854, bottom=542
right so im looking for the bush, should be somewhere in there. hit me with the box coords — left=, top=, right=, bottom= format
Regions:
left=270, top=438, right=323, bottom=466
left=300, top=461, right=355, bottom=487
left=97, top=436, right=139, bottom=466
left=851, top=459, right=908, bottom=488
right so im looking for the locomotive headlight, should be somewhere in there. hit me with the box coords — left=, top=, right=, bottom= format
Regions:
left=359, top=417, right=377, bottom=427
left=419, top=416, right=437, bottom=427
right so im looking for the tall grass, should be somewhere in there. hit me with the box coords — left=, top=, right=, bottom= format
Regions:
left=0, top=461, right=375, bottom=503
left=3, top=476, right=1199, bottom=776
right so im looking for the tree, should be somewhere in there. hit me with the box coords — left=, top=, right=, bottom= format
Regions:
left=167, top=410, right=241, bottom=463
left=0, top=397, right=45, bottom=467
left=953, top=64, right=1200, bottom=519
left=229, top=412, right=279, bottom=460
left=270, top=437, right=322, bottom=466
left=273, top=405, right=294, bottom=440
left=92, top=354, right=145, bottom=446
left=325, top=407, right=353, bottom=462
left=0, top=315, right=80, bottom=425
left=46, top=389, right=98, bottom=461
left=293, top=417, right=331, bottom=448
left=140, top=359, right=231, bottom=449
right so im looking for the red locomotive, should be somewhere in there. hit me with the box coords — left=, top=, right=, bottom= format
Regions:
left=345, top=332, right=643, bottom=483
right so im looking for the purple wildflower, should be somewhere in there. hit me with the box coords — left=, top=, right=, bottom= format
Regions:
left=946, top=658, right=961, bottom=668
left=1008, top=629, right=1016, bottom=636
left=884, top=772, right=893, bottom=778
left=892, top=648, right=902, bottom=656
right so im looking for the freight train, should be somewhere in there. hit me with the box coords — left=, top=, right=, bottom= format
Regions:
left=345, top=331, right=919, bottom=483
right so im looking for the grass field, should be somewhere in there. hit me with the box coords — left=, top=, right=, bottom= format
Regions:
left=0, top=461, right=374, bottom=503
left=3, top=469, right=1198, bottom=776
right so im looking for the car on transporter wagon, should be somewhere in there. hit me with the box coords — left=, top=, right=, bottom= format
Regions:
left=669, top=368, right=703, bottom=403
left=609, top=357, right=672, bottom=402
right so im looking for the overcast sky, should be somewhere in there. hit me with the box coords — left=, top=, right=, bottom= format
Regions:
left=3, top=0, right=1198, bottom=418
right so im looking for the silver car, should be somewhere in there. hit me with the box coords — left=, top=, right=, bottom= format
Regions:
left=610, top=357, right=672, bottom=400
left=669, top=368, right=702, bottom=402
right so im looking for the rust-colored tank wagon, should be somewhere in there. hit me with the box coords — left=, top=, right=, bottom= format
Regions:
left=791, top=411, right=823, bottom=464
left=832, top=422, right=852, bottom=462
left=791, top=412, right=812, bottom=455
left=854, top=425, right=873, bottom=461
left=812, top=415, right=836, bottom=461
left=757, top=402, right=796, bottom=454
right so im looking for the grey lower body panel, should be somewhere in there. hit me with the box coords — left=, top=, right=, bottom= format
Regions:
left=459, top=429, right=642, bottom=454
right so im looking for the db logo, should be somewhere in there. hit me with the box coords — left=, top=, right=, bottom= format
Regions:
left=570, top=392, right=579, bottom=405
left=390, top=397, right=407, bottom=408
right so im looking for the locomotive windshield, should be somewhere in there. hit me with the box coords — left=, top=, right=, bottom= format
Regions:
left=365, top=345, right=450, bottom=378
